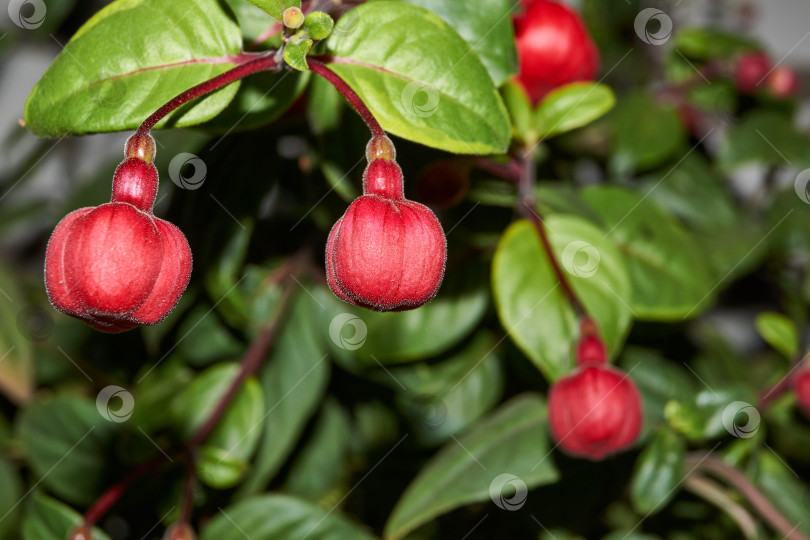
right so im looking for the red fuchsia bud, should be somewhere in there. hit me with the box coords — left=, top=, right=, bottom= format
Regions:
left=111, top=158, right=158, bottom=211
left=548, top=363, right=643, bottom=460
left=45, top=202, right=192, bottom=333
left=767, top=65, right=800, bottom=98
left=163, top=523, right=196, bottom=540
left=576, top=335, right=607, bottom=364
left=513, top=0, right=599, bottom=104
left=734, top=52, right=771, bottom=94
left=792, top=364, right=810, bottom=418
left=326, top=151, right=447, bottom=311
left=125, top=131, right=156, bottom=163
left=414, top=160, right=469, bottom=209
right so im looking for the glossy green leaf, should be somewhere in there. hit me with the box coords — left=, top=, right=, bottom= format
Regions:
left=389, top=331, right=504, bottom=445
left=24, top=0, right=243, bottom=136
left=284, top=398, right=352, bottom=501
left=492, top=217, right=632, bottom=382
left=132, top=358, right=194, bottom=432
left=0, top=457, right=22, bottom=540
left=501, top=80, right=533, bottom=143
left=317, top=259, right=489, bottom=367
left=534, top=82, right=615, bottom=139
left=324, top=2, right=510, bottom=154
left=673, top=27, right=758, bottom=61
left=401, top=0, right=517, bottom=86
left=246, top=0, right=301, bottom=22
left=203, top=70, right=310, bottom=131
left=581, top=186, right=715, bottom=320
left=664, top=386, right=758, bottom=441
left=307, top=74, right=345, bottom=135
left=237, top=292, right=330, bottom=496
left=225, top=0, right=280, bottom=44
left=610, top=92, right=685, bottom=176
left=630, top=427, right=685, bottom=514
left=177, top=305, right=244, bottom=366
left=200, top=494, right=376, bottom=540
left=385, top=394, right=559, bottom=540
left=754, top=451, right=810, bottom=537
left=21, top=492, right=111, bottom=540
left=283, top=35, right=313, bottom=71
left=755, top=312, right=798, bottom=358
left=17, top=395, right=114, bottom=505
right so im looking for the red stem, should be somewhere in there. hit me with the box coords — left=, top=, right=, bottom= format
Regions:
left=307, top=58, right=385, bottom=138
left=470, top=157, right=521, bottom=183
left=137, top=52, right=280, bottom=134
left=83, top=455, right=164, bottom=527
left=517, top=150, right=586, bottom=316
left=686, top=454, right=810, bottom=540
left=180, top=455, right=196, bottom=525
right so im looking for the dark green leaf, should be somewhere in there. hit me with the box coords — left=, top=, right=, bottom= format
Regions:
left=753, top=451, right=810, bottom=537
left=307, top=74, right=345, bottom=135
left=385, top=394, right=559, bottom=540
left=581, top=186, right=715, bottom=319
left=534, top=82, right=615, bottom=139
left=389, top=331, right=505, bottom=445
left=237, top=292, right=330, bottom=496
left=24, top=0, right=243, bottom=136
left=755, top=312, right=798, bottom=358
left=630, top=427, right=686, bottom=514
left=673, top=27, right=758, bottom=61
left=177, top=305, right=244, bottom=366
left=492, top=217, right=632, bottom=382
left=0, top=457, right=22, bottom=540
left=246, top=0, right=301, bottom=22
left=664, top=386, right=758, bottom=441
left=17, top=395, right=114, bottom=505
left=21, top=492, right=111, bottom=540
left=401, top=0, right=517, bottom=86
left=610, top=92, right=685, bottom=176
left=719, top=111, right=810, bottom=172
left=0, top=263, right=33, bottom=404
left=324, top=2, right=510, bottom=154
left=501, top=80, right=533, bottom=144
left=200, top=494, right=376, bottom=540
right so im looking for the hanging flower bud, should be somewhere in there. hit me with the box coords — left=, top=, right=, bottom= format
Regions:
left=548, top=363, right=642, bottom=460
left=766, top=65, right=800, bottom=98
left=576, top=317, right=607, bottom=364
left=163, top=523, right=196, bottom=540
left=734, top=51, right=770, bottom=94
left=44, top=132, right=191, bottom=333
left=792, top=364, right=810, bottom=418
left=513, top=0, right=599, bottom=104
left=326, top=136, right=447, bottom=311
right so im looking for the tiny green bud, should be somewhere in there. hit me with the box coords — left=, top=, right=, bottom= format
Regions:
left=282, top=7, right=304, bottom=29
left=366, top=135, right=396, bottom=162
left=303, top=11, right=335, bottom=41
left=125, top=132, right=156, bottom=163
left=283, top=34, right=313, bottom=71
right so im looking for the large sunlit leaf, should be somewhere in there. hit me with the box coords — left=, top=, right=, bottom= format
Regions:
left=24, top=0, right=244, bottom=136
left=324, top=2, right=510, bottom=154
left=534, top=82, right=615, bottom=139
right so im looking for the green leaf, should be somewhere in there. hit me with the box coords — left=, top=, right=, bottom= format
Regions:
left=237, top=292, right=330, bottom=496
left=17, top=395, right=114, bottom=505
left=283, top=35, right=313, bottom=71
left=610, top=92, right=685, bottom=176
left=385, top=394, right=559, bottom=540
left=225, top=0, right=280, bottom=44
left=0, top=263, right=33, bottom=404
left=719, top=110, right=810, bottom=172
left=177, top=305, right=244, bottom=366
left=324, top=2, right=510, bottom=154
left=501, top=80, right=533, bottom=144
left=24, top=0, right=243, bottom=136
left=492, top=217, right=632, bottom=382
left=389, top=332, right=505, bottom=445
left=400, top=0, right=517, bottom=86
left=200, top=494, right=376, bottom=540
left=132, top=358, right=194, bottom=432
left=673, top=27, right=758, bottom=61
left=0, top=457, right=22, bottom=540
left=284, top=398, right=352, bottom=501
left=753, top=451, right=810, bottom=537
left=303, top=12, right=335, bottom=41
left=317, top=259, right=489, bottom=367
left=202, top=70, right=311, bottom=131
left=581, top=186, right=715, bottom=320
left=21, top=492, right=111, bottom=540
left=246, top=0, right=301, bottom=22
left=755, top=312, right=799, bottom=358
left=630, top=427, right=686, bottom=514
left=534, top=82, right=615, bottom=139
left=664, top=386, right=758, bottom=441
left=307, top=75, right=345, bottom=135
